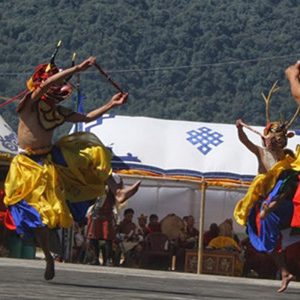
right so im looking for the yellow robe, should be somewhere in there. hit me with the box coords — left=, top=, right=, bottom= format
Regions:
left=207, top=236, right=243, bottom=276
left=208, top=236, right=240, bottom=252
left=4, top=132, right=112, bottom=229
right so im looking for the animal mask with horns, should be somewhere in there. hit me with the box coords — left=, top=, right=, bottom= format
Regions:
left=261, top=81, right=299, bottom=150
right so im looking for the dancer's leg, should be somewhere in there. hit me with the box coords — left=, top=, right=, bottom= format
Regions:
left=34, top=226, right=55, bottom=280
left=271, top=251, right=295, bottom=293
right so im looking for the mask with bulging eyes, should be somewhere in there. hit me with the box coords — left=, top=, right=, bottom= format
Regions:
left=44, top=83, right=73, bottom=103
left=27, top=63, right=74, bottom=103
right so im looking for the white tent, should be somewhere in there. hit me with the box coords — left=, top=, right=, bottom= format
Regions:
left=72, top=115, right=300, bottom=235
left=0, top=115, right=18, bottom=165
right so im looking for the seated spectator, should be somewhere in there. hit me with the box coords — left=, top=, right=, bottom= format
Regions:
left=147, top=214, right=161, bottom=233
left=207, top=219, right=240, bottom=252
left=182, top=215, right=199, bottom=249
left=114, top=208, right=143, bottom=267
left=207, top=219, right=243, bottom=276
left=225, top=218, right=240, bottom=245
left=203, top=223, right=219, bottom=248
left=174, top=215, right=199, bottom=271
left=137, top=214, right=150, bottom=238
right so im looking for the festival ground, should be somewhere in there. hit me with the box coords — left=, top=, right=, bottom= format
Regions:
left=0, top=257, right=299, bottom=299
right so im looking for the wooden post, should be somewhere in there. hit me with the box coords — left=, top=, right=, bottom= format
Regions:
left=197, top=181, right=207, bottom=274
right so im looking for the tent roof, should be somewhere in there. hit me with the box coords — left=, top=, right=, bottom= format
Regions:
left=73, top=115, right=300, bottom=185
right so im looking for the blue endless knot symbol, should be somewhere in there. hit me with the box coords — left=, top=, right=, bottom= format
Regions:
left=186, top=127, right=223, bottom=155
left=0, top=132, right=18, bottom=152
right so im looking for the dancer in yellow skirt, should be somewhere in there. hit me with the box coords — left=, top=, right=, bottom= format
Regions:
left=234, top=81, right=299, bottom=226
left=4, top=52, right=140, bottom=280
left=233, top=78, right=300, bottom=292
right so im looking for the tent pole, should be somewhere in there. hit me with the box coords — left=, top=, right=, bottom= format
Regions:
left=197, top=181, right=207, bottom=274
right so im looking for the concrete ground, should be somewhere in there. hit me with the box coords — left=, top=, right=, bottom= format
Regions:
left=0, top=257, right=299, bottom=300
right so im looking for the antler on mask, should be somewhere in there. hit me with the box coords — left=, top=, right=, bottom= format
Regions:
left=241, top=81, right=300, bottom=149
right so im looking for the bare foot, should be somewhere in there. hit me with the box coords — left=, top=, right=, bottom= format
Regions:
left=115, top=180, right=141, bottom=204
left=44, top=256, right=55, bottom=281
left=277, top=273, right=295, bottom=293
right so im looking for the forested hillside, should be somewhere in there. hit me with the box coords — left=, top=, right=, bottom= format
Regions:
left=1, top=0, right=300, bottom=136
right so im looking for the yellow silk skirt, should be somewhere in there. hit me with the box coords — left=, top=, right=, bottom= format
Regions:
left=4, top=132, right=112, bottom=229
left=234, top=151, right=300, bottom=226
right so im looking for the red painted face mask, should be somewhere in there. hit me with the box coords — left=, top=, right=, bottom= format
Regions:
left=26, top=63, right=59, bottom=91
left=27, top=63, right=73, bottom=102
left=45, top=83, right=73, bottom=102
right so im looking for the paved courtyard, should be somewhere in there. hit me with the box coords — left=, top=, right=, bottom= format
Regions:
left=0, top=257, right=299, bottom=299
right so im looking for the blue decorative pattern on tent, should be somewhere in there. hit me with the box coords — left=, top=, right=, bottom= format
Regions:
left=186, top=127, right=223, bottom=155
left=0, top=124, right=18, bottom=152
